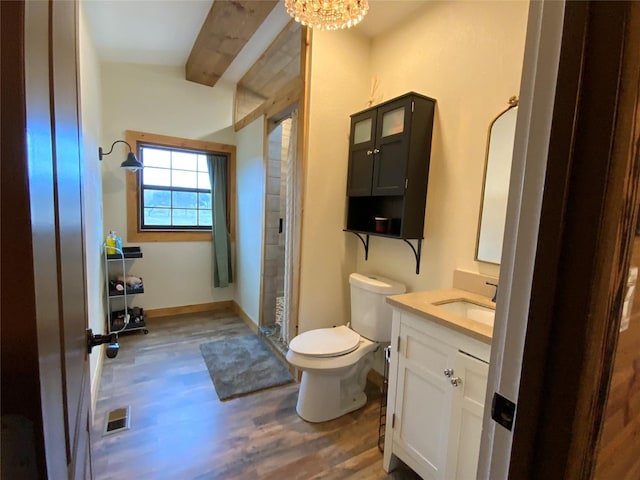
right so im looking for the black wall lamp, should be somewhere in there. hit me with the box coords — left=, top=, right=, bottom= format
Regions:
left=99, top=140, right=143, bottom=171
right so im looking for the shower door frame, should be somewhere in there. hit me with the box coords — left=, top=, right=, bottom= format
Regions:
left=257, top=26, right=310, bottom=349
left=258, top=103, right=305, bottom=347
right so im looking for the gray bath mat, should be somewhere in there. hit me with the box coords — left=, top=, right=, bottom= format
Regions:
left=200, top=334, right=294, bottom=401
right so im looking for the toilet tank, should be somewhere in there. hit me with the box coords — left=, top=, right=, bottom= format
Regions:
left=349, top=273, right=406, bottom=342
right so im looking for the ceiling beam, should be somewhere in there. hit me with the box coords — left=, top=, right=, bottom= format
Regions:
left=185, top=0, right=279, bottom=87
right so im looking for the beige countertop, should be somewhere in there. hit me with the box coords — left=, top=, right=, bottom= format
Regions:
left=386, top=288, right=494, bottom=344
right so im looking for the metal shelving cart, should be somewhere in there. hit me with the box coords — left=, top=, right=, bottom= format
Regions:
left=104, top=245, right=148, bottom=335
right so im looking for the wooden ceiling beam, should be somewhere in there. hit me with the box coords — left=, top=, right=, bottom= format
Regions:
left=234, top=20, right=301, bottom=125
left=238, top=20, right=300, bottom=98
left=186, top=0, right=279, bottom=87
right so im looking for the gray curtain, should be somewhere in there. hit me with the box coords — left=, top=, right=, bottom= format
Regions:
left=207, top=154, right=232, bottom=287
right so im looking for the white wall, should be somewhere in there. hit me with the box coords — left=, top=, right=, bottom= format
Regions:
left=299, top=1, right=528, bottom=332
left=235, top=117, right=266, bottom=324
left=298, top=29, right=371, bottom=333
left=100, top=62, right=236, bottom=309
left=363, top=1, right=529, bottom=292
left=78, top=3, right=105, bottom=399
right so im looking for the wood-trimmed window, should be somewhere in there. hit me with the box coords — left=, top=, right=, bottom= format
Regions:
left=125, top=130, right=236, bottom=242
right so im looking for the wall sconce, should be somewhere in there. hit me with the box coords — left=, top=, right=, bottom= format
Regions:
left=99, top=140, right=143, bottom=171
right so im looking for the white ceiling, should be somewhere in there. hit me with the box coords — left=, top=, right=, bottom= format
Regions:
left=82, top=0, right=428, bottom=83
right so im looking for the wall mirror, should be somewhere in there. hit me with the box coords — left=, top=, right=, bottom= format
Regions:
left=476, top=96, right=518, bottom=264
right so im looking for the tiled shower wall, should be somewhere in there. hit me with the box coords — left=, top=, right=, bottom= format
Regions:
left=262, top=118, right=291, bottom=326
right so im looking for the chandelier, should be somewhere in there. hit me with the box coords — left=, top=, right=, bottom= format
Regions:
left=284, top=0, right=369, bottom=31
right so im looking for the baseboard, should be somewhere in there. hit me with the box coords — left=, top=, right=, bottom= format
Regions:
left=145, top=300, right=235, bottom=319
left=90, top=345, right=104, bottom=425
left=231, top=301, right=259, bottom=334
left=156, top=301, right=295, bottom=377
left=229, top=301, right=299, bottom=377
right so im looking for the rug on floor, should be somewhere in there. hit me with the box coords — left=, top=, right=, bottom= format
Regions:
left=200, top=334, right=294, bottom=401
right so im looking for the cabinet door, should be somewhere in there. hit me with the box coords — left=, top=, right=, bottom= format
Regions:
left=445, top=351, right=489, bottom=480
left=347, top=109, right=377, bottom=196
left=393, top=320, right=457, bottom=480
left=372, top=96, right=412, bottom=196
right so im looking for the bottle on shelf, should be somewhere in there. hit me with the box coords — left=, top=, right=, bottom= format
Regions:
left=106, top=231, right=116, bottom=255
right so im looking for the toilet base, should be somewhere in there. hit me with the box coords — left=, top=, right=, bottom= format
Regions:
left=294, top=353, right=373, bottom=423
left=296, top=382, right=367, bottom=423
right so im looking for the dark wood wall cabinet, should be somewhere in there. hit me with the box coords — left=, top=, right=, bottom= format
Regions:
left=344, top=92, right=436, bottom=273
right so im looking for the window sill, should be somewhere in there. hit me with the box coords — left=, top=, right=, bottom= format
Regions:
left=127, top=230, right=212, bottom=243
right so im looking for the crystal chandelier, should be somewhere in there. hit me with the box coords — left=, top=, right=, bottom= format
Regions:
left=284, top=0, right=369, bottom=31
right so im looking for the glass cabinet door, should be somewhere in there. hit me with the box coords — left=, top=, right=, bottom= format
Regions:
left=381, top=106, right=405, bottom=137
left=372, top=98, right=411, bottom=196
left=353, top=117, right=373, bottom=144
left=347, top=110, right=377, bottom=196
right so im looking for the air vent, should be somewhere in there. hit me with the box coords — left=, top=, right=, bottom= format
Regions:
left=103, top=406, right=131, bottom=436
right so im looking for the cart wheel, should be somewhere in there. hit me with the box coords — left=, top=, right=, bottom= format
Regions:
left=143, top=329, right=149, bottom=334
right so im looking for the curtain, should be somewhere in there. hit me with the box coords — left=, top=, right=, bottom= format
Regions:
left=207, top=154, right=232, bottom=288
left=282, top=110, right=300, bottom=344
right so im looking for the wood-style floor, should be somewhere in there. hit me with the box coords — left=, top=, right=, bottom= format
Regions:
left=91, top=310, right=421, bottom=479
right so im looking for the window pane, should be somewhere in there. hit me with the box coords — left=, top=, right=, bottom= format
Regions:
left=172, top=208, right=198, bottom=226
left=138, top=143, right=222, bottom=232
left=141, top=147, right=170, bottom=168
left=144, top=207, right=171, bottom=226
left=172, top=151, right=198, bottom=171
left=199, top=209, right=212, bottom=227
left=197, top=155, right=209, bottom=172
left=144, top=189, right=171, bottom=207
left=143, top=167, right=171, bottom=187
left=172, top=170, right=197, bottom=188
left=172, top=191, right=197, bottom=209
left=198, top=192, right=211, bottom=209
left=198, top=172, right=211, bottom=190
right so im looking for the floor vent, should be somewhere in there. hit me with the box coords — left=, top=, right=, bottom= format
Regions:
left=103, top=406, right=131, bottom=436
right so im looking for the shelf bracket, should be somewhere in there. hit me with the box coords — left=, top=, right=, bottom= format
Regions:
left=402, top=239, right=422, bottom=274
left=348, top=231, right=370, bottom=260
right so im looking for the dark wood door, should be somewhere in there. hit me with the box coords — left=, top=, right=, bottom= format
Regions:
left=504, top=2, right=640, bottom=478
left=347, top=109, right=377, bottom=196
left=52, top=2, right=93, bottom=478
left=371, top=96, right=411, bottom=196
left=1, top=1, right=93, bottom=478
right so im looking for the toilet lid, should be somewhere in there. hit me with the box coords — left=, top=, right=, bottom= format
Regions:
left=289, top=325, right=361, bottom=357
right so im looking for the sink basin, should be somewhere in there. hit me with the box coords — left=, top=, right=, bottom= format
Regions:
left=434, top=300, right=495, bottom=326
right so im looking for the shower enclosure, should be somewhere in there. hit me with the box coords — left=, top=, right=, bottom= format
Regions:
left=259, top=117, right=292, bottom=356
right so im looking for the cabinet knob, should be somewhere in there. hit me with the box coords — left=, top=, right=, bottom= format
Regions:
left=450, top=377, right=462, bottom=387
left=444, top=368, right=454, bottom=377
left=373, top=148, right=380, bottom=154
left=366, top=150, right=373, bottom=156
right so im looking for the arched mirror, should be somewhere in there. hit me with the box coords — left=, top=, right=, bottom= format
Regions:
left=475, top=96, right=518, bottom=264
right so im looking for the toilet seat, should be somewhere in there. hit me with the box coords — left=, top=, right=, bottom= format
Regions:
left=289, top=325, right=361, bottom=358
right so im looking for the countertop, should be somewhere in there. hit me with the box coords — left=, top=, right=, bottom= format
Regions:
left=386, top=288, right=494, bottom=344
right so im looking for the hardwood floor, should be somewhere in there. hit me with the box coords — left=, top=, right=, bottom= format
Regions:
left=91, top=310, right=421, bottom=479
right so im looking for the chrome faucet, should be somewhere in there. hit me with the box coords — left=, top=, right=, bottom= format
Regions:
left=486, top=282, right=498, bottom=303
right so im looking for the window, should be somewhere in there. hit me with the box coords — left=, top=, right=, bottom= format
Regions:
left=140, top=146, right=212, bottom=230
left=125, top=131, right=236, bottom=243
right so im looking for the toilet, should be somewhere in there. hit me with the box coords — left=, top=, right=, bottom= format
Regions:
left=286, top=273, right=406, bottom=422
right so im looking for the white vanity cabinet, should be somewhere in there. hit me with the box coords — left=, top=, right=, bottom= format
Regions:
left=446, top=350, right=490, bottom=479
left=383, top=309, right=491, bottom=480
